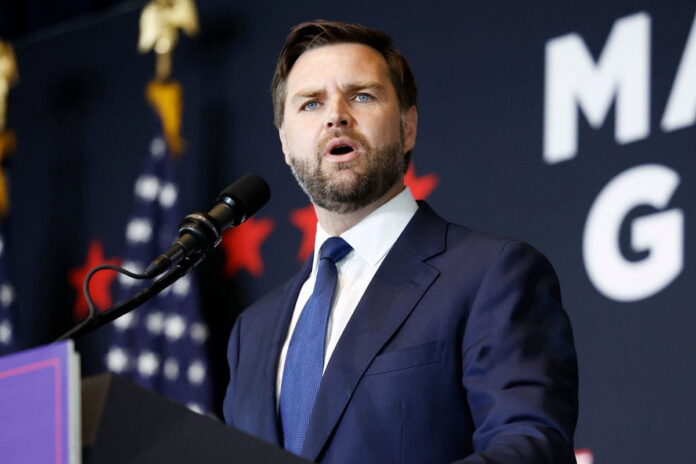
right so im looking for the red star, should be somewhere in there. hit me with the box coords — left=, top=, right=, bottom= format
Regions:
left=220, top=216, right=275, bottom=277
left=289, top=204, right=317, bottom=262
left=404, top=162, right=439, bottom=199
left=69, top=240, right=121, bottom=320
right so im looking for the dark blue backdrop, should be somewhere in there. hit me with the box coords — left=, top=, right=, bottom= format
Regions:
left=3, top=1, right=695, bottom=462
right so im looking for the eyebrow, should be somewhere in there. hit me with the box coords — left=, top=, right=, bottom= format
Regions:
left=345, top=81, right=385, bottom=93
left=291, top=81, right=386, bottom=102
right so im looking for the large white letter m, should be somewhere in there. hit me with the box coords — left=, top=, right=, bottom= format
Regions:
left=544, top=12, right=650, bottom=164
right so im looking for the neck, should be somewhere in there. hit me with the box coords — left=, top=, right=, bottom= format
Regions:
left=314, top=182, right=404, bottom=236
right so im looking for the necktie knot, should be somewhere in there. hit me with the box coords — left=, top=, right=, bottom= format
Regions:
left=319, top=236, right=352, bottom=264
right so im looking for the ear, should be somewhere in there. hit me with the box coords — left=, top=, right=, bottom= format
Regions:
left=278, top=127, right=291, bottom=164
left=403, top=106, right=418, bottom=152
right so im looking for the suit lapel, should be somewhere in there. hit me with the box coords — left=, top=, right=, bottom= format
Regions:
left=248, top=258, right=312, bottom=446
left=301, top=203, right=448, bottom=461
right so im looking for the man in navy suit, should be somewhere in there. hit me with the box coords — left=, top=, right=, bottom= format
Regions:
left=224, top=20, right=578, bottom=463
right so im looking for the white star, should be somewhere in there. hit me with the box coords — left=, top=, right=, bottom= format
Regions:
left=190, top=322, right=208, bottom=344
left=187, top=403, right=203, bottom=414
left=119, top=261, right=144, bottom=286
left=164, top=315, right=186, bottom=341
left=158, top=284, right=172, bottom=297
left=163, top=358, right=179, bottom=380
left=0, top=321, right=10, bottom=345
left=134, top=175, right=160, bottom=201
left=123, top=261, right=144, bottom=273
left=150, top=137, right=166, bottom=158
left=187, top=360, right=206, bottom=385
left=145, top=311, right=165, bottom=335
left=113, top=312, right=136, bottom=331
left=172, top=275, right=190, bottom=296
left=0, top=235, right=4, bottom=257
left=0, top=320, right=12, bottom=345
left=118, top=273, right=133, bottom=287
left=126, top=218, right=153, bottom=243
left=0, top=283, right=15, bottom=307
left=137, top=351, right=160, bottom=377
left=159, top=183, right=177, bottom=208
left=106, top=347, right=129, bottom=373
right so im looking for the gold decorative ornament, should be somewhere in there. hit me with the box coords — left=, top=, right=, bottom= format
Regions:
left=0, top=40, right=19, bottom=133
left=138, top=0, right=199, bottom=81
left=147, top=80, right=184, bottom=157
left=0, top=40, right=18, bottom=217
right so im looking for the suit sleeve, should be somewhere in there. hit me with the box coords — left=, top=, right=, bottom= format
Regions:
left=457, top=240, right=578, bottom=464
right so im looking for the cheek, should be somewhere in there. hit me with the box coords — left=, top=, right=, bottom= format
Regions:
left=289, top=131, right=311, bottom=151
left=372, top=108, right=402, bottom=135
left=284, top=131, right=315, bottom=159
left=371, top=118, right=402, bottom=144
left=288, top=122, right=323, bottom=150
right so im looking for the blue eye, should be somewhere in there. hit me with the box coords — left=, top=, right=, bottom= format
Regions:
left=355, top=93, right=373, bottom=102
left=303, top=101, right=320, bottom=111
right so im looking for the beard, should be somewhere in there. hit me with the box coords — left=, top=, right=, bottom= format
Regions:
left=288, top=129, right=407, bottom=214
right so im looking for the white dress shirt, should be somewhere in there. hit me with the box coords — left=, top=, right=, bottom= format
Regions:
left=276, top=187, right=419, bottom=400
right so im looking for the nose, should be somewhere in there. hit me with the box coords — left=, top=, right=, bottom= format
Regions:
left=325, top=98, right=353, bottom=129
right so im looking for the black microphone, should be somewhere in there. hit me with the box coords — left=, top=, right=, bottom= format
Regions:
left=144, top=174, right=271, bottom=277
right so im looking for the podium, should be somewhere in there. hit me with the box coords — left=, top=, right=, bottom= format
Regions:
left=0, top=342, right=308, bottom=463
left=82, top=373, right=309, bottom=463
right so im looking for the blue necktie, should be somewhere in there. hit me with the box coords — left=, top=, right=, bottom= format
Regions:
left=279, top=236, right=353, bottom=455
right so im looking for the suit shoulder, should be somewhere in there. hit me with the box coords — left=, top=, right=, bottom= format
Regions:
left=442, top=222, right=555, bottom=271
left=416, top=203, right=553, bottom=269
left=444, top=221, right=521, bottom=254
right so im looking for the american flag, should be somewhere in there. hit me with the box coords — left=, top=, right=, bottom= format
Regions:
left=0, top=224, right=17, bottom=355
left=104, top=123, right=213, bottom=414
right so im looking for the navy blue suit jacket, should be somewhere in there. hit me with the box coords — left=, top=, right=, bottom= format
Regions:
left=224, top=203, right=578, bottom=463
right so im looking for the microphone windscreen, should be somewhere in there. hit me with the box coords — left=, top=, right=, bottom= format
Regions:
left=219, top=174, right=271, bottom=217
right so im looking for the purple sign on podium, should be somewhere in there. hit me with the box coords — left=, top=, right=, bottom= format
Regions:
left=0, top=341, right=79, bottom=464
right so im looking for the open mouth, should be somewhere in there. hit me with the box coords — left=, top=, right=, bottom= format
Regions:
left=330, top=145, right=354, bottom=155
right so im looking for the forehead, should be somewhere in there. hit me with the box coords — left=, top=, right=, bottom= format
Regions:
left=286, top=43, right=392, bottom=93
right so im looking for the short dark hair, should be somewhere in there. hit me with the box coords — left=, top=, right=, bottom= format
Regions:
left=271, top=20, right=418, bottom=129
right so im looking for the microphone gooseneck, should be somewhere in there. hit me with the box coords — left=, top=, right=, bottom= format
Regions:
left=144, top=174, right=271, bottom=277
left=54, top=174, right=271, bottom=342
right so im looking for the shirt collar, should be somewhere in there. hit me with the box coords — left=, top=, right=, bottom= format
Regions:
left=313, top=187, right=419, bottom=267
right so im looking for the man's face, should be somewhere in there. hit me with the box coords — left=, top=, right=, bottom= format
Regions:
left=279, top=43, right=417, bottom=213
